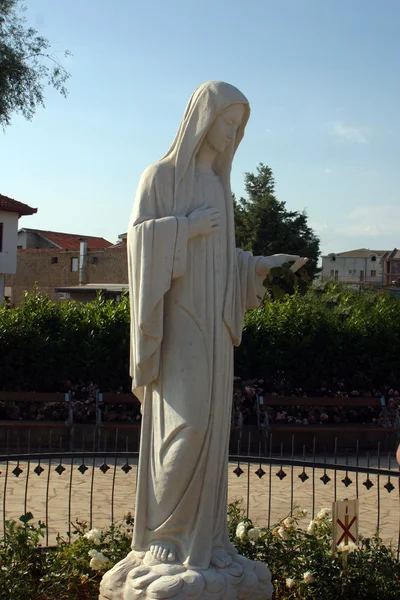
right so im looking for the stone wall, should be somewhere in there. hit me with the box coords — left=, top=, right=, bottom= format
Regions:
left=5, top=247, right=127, bottom=305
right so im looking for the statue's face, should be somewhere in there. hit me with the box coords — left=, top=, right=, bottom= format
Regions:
left=205, top=104, right=245, bottom=153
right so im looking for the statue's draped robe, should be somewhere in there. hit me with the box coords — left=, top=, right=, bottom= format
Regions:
left=127, top=82, right=265, bottom=570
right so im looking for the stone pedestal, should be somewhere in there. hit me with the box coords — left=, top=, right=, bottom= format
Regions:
left=99, top=550, right=273, bottom=600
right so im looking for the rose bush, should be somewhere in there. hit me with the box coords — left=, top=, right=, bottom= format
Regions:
left=2, top=504, right=398, bottom=599
left=227, top=501, right=400, bottom=599
left=232, top=377, right=399, bottom=427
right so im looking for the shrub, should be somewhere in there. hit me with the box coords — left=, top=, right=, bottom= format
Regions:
left=228, top=501, right=400, bottom=599
left=0, top=291, right=131, bottom=392
left=0, top=513, right=133, bottom=599
left=236, top=283, right=400, bottom=392
left=1, top=283, right=399, bottom=395
left=1, top=507, right=399, bottom=599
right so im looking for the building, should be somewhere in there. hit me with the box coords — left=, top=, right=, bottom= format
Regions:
left=320, top=248, right=388, bottom=285
left=17, top=228, right=111, bottom=250
left=54, top=282, right=128, bottom=303
left=381, top=249, right=400, bottom=287
left=0, top=194, right=37, bottom=304
left=4, top=230, right=130, bottom=305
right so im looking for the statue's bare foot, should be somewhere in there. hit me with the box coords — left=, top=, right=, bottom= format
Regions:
left=210, top=548, right=233, bottom=569
left=149, top=541, right=176, bottom=563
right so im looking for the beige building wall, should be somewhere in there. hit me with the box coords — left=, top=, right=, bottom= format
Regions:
left=0, top=211, right=19, bottom=274
left=5, top=247, right=128, bottom=305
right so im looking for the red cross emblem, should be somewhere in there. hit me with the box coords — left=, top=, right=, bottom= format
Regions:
left=336, top=503, right=357, bottom=545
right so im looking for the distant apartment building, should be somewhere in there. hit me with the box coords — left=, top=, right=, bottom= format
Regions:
left=320, top=248, right=388, bottom=285
left=5, top=229, right=128, bottom=305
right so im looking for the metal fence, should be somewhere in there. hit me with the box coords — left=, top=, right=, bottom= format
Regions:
left=0, top=431, right=399, bottom=556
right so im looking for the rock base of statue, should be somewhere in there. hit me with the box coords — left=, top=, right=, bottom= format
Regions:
left=99, top=549, right=273, bottom=600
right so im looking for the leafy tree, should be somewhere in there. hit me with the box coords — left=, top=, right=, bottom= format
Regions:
left=0, top=0, right=70, bottom=128
left=234, top=164, right=321, bottom=282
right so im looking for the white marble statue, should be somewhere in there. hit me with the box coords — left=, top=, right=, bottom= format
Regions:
left=100, top=81, right=298, bottom=600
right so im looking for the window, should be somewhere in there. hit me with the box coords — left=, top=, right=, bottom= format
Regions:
left=330, top=270, right=334, bottom=277
left=348, top=269, right=357, bottom=275
left=91, top=256, right=98, bottom=265
left=0, top=223, right=3, bottom=252
left=71, top=257, right=79, bottom=272
left=371, top=256, right=377, bottom=262
left=51, top=257, right=58, bottom=264
left=371, top=270, right=376, bottom=277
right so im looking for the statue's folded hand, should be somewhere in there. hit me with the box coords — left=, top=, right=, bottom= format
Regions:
left=188, top=207, right=220, bottom=239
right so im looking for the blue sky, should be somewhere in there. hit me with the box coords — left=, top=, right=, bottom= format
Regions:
left=1, top=0, right=399, bottom=255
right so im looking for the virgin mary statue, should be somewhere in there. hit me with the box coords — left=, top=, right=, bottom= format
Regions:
left=101, top=81, right=296, bottom=599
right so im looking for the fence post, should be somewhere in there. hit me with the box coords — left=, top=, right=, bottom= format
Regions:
left=96, top=392, right=103, bottom=451
left=66, top=391, right=74, bottom=452
left=257, top=395, right=269, bottom=452
left=380, top=396, right=388, bottom=428
left=395, top=413, right=400, bottom=443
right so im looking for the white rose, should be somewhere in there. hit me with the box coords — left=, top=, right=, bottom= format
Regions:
left=236, top=522, right=247, bottom=540
left=307, top=520, right=317, bottom=534
left=286, top=578, right=296, bottom=589
left=283, top=517, right=294, bottom=528
left=247, top=527, right=261, bottom=542
left=296, top=508, right=308, bottom=518
left=84, top=528, right=102, bottom=545
left=278, top=527, right=290, bottom=540
left=316, top=508, right=331, bottom=521
left=337, top=541, right=358, bottom=553
left=88, top=549, right=109, bottom=571
left=90, top=557, right=108, bottom=571
left=346, top=541, right=358, bottom=553
left=303, top=571, right=314, bottom=584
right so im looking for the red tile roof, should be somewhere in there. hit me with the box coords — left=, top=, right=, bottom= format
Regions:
left=335, top=248, right=388, bottom=258
left=0, top=194, right=37, bottom=216
left=20, top=228, right=112, bottom=250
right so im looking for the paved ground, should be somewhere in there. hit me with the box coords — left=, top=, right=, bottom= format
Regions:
left=0, top=458, right=398, bottom=549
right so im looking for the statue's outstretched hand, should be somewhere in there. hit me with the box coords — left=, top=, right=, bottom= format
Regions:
left=256, top=254, right=300, bottom=277
left=188, top=207, right=220, bottom=239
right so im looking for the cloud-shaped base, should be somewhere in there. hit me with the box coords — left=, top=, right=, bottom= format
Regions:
left=99, top=549, right=273, bottom=600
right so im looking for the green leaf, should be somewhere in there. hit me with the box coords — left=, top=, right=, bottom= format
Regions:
left=19, top=512, right=34, bottom=524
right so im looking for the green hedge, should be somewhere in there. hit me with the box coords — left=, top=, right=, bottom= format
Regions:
left=236, top=284, right=400, bottom=393
left=0, top=292, right=131, bottom=392
left=0, top=284, right=399, bottom=393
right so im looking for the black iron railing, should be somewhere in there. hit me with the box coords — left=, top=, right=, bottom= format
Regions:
left=1, top=431, right=399, bottom=556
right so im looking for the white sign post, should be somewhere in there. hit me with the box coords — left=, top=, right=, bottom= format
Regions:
left=332, top=498, right=359, bottom=554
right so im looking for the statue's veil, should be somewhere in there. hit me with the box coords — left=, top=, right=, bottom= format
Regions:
left=158, top=81, right=251, bottom=344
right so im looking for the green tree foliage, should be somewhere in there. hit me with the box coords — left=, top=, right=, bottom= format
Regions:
left=234, top=164, right=321, bottom=281
left=0, top=0, right=70, bottom=127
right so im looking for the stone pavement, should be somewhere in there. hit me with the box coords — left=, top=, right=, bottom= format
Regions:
left=0, top=459, right=398, bottom=548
